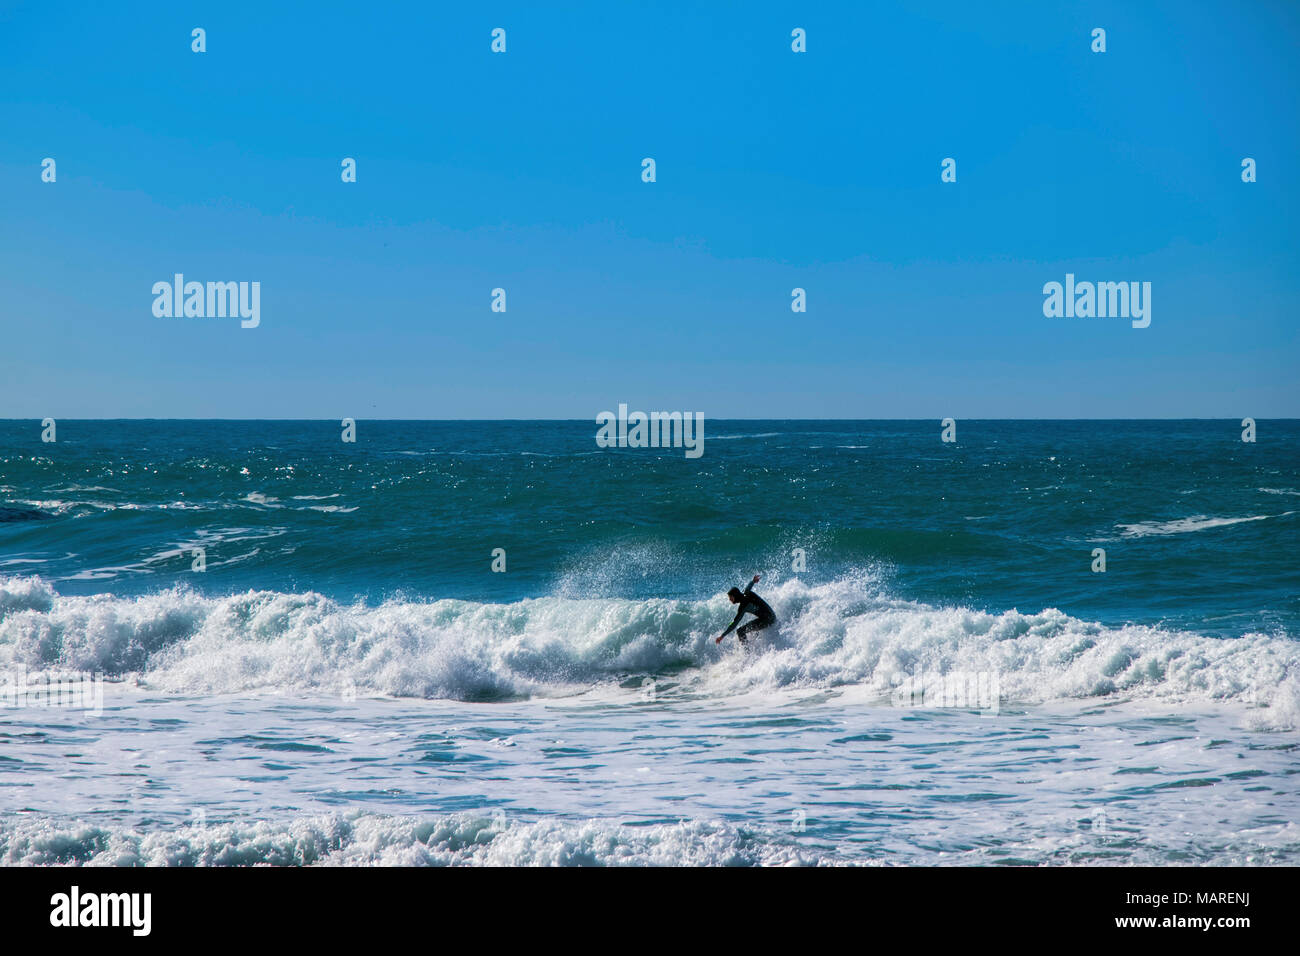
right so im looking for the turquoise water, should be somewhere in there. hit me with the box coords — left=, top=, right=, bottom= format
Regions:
left=1, top=420, right=1297, bottom=864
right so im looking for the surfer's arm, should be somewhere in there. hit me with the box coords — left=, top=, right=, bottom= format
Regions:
left=742, top=574, right=759, bottom=596
left=716, top=608, right=745, bottom=641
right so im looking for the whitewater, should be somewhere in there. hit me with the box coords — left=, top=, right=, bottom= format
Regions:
left=2, top=572, right=1297, bottom=866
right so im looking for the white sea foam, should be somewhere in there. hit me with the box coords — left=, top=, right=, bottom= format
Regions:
left=0, top=574, right=1294, bottom=726
left=1117, top=512, right=1295, bottom=537
left=0, top=811, right=822, bottom=867
left=5, top=803, right=1291, bottom=867
left=241, top=492, right=282, bottom=508
left=11, top=498, right=120, bottom=514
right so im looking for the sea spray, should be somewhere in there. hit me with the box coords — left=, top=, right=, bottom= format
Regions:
left=1, top=574, right=1294, bottom=727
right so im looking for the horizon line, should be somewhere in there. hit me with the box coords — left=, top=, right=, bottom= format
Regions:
left=4, top=417, right=1296, bottom=424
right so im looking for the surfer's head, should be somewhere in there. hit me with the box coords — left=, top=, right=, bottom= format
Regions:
left=727, top=587, right=743, bottom=603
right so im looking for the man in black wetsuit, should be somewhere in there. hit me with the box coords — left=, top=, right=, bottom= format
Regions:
left=716, top=573, right=777, bottom=645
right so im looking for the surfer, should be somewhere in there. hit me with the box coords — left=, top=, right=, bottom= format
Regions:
left=716, top=574, right=777, bottom=645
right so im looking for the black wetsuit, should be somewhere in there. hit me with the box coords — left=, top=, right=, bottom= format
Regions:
left=721, top=582, right=777, bottom=644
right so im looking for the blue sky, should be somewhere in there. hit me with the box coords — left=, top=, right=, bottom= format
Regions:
left=1, top=0, right=1297, bottom=418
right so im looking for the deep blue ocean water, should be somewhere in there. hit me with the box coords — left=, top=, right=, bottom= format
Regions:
left=2, top=420, right=1296, bottom=634
left=1, top=420, right=1297, bottom=865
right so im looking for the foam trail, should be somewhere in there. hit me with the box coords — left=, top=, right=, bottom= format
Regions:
left=1118, top=511, right=1295, bottom=537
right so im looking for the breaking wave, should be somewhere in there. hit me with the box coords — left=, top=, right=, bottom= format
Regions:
left=0, top=811, right=826, bottom=867
left=0, top=574, right=1295, bottom=726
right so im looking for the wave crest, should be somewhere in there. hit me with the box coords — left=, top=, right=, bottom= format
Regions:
left=0, top=811, right=822, bottom=867
left=0, top=574, right=1294, bottom=725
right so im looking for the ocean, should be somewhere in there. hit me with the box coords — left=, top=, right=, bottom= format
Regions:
left=1, top=419, right=1296, bottom=865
